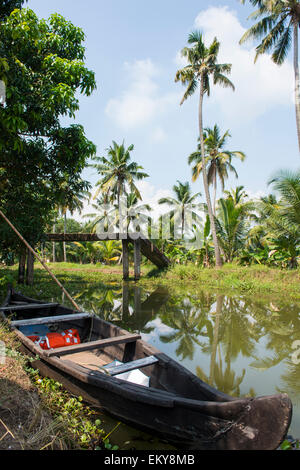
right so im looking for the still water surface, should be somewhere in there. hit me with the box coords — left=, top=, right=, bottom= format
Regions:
left=67, top=282, right=300, bottom=449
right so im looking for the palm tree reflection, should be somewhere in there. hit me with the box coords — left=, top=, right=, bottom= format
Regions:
left=73, top=282, right=300, bottom=402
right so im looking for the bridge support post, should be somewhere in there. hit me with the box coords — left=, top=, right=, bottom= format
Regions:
left=122, top=239, right=129, bottom=280
left=134, top=238, right=141, bottom=281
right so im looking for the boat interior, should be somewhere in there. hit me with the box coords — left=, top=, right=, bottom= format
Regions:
left=2, top=295, right=163, bottom=389
left=1, top=292, right=228, bottom=401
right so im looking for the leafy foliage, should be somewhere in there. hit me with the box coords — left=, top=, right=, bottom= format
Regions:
left=0, top=8, right=96, bottom=256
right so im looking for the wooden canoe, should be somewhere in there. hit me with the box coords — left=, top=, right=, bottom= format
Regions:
left=0, top=286, right=292, bottom=450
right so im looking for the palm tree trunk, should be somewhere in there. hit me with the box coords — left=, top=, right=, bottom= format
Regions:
left=199, top=78, right=222, bottom=267
left=213, top=167, right=217, bottom=216
left=294, top=23, right=300, bottom=153
left=63, top=212, right=67, bottom=263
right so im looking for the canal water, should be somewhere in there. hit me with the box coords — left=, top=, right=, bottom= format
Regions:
left=69, top=282, right=300, bottom=449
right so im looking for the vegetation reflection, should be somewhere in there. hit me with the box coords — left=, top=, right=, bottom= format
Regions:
left=73, top=282, right=300, bottom=403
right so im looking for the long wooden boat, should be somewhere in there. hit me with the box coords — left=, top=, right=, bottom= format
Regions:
left=0, top=286, right=292, bottom=450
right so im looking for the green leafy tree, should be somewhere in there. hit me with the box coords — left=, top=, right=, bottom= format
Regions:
left=0, top=8, right=96, bottom=280
left=240, top=0, right=300, bottom=152
left=259, top=169, right=300, bottom=267
left=0, top=0, right=27, bottom=21
left=175, top=31, right=235, bottom=266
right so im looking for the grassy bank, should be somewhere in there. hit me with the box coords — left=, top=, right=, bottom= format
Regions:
left=159, top=263, right=300, bottom=301
left=1, top=261, right=300, bottom=303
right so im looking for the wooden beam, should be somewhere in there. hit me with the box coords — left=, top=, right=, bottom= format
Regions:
left=46, top=233, right=144, bottom=242
left=45, top=232, right=171, bottom=269
left=1, top=303, right=59, bottom=312
left=45, top=333, right=141, bottom=357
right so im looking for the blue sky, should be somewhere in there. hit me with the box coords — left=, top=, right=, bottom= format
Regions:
left=27, top=0, right=299, bottom=217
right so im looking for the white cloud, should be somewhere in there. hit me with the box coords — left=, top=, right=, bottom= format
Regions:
left=105, top=59, right=180, bottom=130
left=176, top=6, right=294, bottom=123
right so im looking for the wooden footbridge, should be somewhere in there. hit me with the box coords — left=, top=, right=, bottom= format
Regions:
left=46, top=232, right=170, bottom=280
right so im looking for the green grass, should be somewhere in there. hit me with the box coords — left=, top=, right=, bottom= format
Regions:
left=1, top=260, right=300, bottom=305
left=159, top=263, right=300, bottom=301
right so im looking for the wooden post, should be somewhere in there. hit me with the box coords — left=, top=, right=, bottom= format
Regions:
left=26, top=249, right=34, bottom=285
left=134, top=238, right=141, bottom=281
left=122, top=239, right=129, bottom=280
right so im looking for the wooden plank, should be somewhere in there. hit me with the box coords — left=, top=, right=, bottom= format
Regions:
left=46, top=233, right=171, bottom=269
left=46, top=333, right=141, bottom=357
left=1, top=303, right=59, bottom=312
left=105, top=356, right=158, bottom=376
left=11, top=312, right=91, bottom=327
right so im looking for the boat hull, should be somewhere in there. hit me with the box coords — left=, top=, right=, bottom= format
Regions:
left=20, top=342, right=292, bottom=450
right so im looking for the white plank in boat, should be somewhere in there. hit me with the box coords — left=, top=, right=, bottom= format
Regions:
left=105, top=356, right=158, bottom=376
left=11, top=312, right=91, bottom=326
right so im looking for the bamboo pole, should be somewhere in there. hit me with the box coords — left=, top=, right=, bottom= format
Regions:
left=0, top=209, right=81, bottom=311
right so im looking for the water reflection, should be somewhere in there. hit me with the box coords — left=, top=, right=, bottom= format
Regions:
left=72, top=282, right=300, bottom=439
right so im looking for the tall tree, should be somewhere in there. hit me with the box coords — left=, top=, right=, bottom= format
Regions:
left=240, top=0, right=300, bottom=152
left=188, top=125, right=246, bottom=214
left=175, top=31, right=235, bottom=267
left=0, top=9, right=96, bottom=281
left=91, top=141, right=148, bottom=208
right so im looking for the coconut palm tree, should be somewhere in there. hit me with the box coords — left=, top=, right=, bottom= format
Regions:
left=158, top=180, right=202, bottom=239
left=125, top=192, right=152, bottom=232
left=188, top=125, right=246, bottom=214
left=240, top=0, right=300, bottom=152
left=57, top=182, right=90, bottom=262
left=215, top=189, right=255, bottom=262
left=90, top=141, right=149, bottom=207
left=175, top=31, right=235, bottom=266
